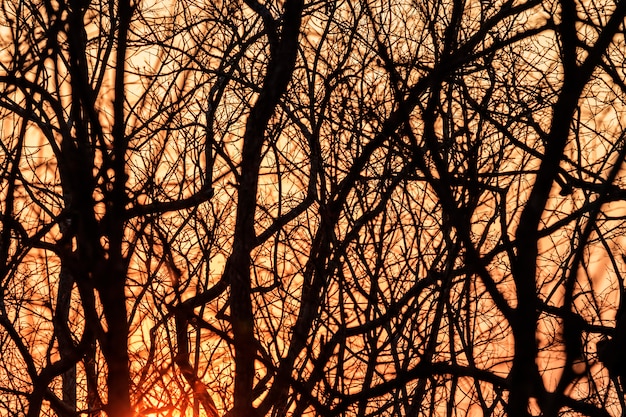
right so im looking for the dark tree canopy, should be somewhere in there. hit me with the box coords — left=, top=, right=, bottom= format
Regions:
left=1, top=0, right=626, bottom=416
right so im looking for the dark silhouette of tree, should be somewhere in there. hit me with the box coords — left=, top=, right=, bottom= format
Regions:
left=1, top=0, right=626, bottom=416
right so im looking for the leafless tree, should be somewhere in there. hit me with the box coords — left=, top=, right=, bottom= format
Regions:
left=2, top=0, right=626, bottom=416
